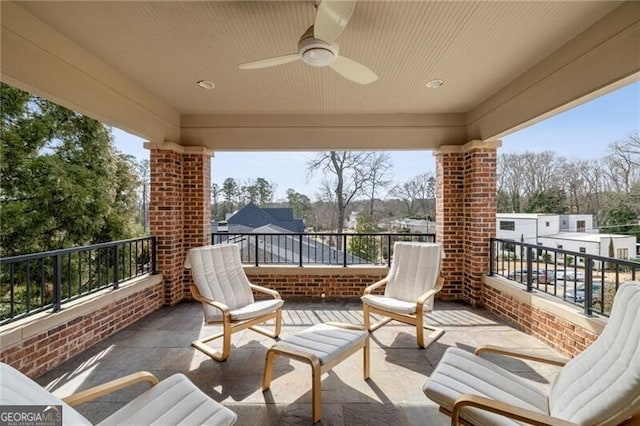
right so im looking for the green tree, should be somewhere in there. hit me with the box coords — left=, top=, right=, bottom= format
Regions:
left=0, top=83, right=139, bottom=256
left=523, top=187, right=566, bottom=214
left=255, top=177, right=275, bottom=205
left=221, top=177, right=239, bottom=216
left=348, top=214, right=379, bottom=262
left=286, top=188, right=313, bottom=227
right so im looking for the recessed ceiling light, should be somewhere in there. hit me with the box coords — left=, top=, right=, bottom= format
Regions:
left=197, top=80, right=215, bottom=90
left=425, top=79, right=444, bottom=89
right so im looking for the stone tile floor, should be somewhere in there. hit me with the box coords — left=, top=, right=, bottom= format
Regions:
left=37, top=300, right=564, bottom=425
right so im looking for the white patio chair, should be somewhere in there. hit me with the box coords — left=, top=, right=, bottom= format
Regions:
left=423, top=281, right=640, bottom=426
left=184, top=243, right=283, bottom=361
left=0, top=363, right=237, bottom=425
left=361, top=241, right=445, bottom=348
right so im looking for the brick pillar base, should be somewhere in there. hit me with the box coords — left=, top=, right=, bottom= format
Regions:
left=436, top=141, right=499, bottom=305
left=147, top=142, right=211, bottom=305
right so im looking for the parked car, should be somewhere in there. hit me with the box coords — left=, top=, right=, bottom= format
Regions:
left=564, top=283, right=602, bottom=304
left=547, top=270, right=585, bottom=282
left=507, top=269, right=549, bottom=284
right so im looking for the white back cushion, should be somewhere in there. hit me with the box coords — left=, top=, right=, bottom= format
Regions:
left=185, top=244, right=255, bottom=322
left=384, top=242, right=443, bottom=309
left=0, top=363, right=92, bottom=426
left=549, top=281, right=640, bottom=425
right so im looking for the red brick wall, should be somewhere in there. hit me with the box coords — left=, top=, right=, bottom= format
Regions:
left=0, top=282, right=163, bottom=379
left=182, top=152, right=211, bottom=295
left=435, top=143, right=497, bottom=305
left=483, top=284, right=598, bottom=357
left=246, top=270, right=387, bottom=299
left=462, top=147, right=497, bottom=305
left=150, top=149, right=184, bottom=305
left=436, top=151, right=465, bottom=300
left=149, top=147, right=211, bottom=305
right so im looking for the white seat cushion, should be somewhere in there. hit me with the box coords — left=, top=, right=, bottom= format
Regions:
left=98, top=373, right=237, bottom=426
left=423, top=347, right=549, bottom=426
left=0, top=363, right=92, bottom=426
left=361, top=294, right=416, bottom=314
left=229, top=298, right=284, bottom=321
left=273, top=324, right=368, bottom=365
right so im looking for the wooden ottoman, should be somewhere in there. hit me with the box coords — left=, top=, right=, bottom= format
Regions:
left=262, top=322, right=370, bottom=423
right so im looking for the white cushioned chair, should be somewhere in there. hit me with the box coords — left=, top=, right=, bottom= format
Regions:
left=423, top=281, right=640, bottom=426
left=0, top=363, right=237, bottom=425
left=361, top=241, right=445, bottom=349
left=185, top=243, right=284, bottom=361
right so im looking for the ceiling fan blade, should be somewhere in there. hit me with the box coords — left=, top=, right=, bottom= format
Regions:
left=239, top=53, right=300, bottom=70
left=314, top=0, right=356, bottom=43
left=329, top=55, right=378, bottom=85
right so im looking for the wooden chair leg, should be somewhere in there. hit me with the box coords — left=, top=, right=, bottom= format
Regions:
left=262, top=350, right=277, bottom=391
left=363, top=336, right=370, bottom=380
left=312, top=362, right=321, bottom=423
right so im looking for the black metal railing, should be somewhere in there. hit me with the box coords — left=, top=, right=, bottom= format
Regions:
left=0, top=237, right=156, bottom=325
left=490, top=238, right=638, bottom=317
left=211, top=232, right=436, bottom=267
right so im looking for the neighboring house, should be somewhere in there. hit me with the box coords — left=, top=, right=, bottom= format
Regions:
left=213, top=202, right=304, bottom=233
left=212, top=203, right=365, bottom=265
left=496, top=213, right=636, bottom=262
left=538, top=233, right=636, bottom=264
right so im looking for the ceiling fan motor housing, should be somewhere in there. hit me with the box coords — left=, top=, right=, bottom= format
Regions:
left=298, top=26, right=338, bottom=67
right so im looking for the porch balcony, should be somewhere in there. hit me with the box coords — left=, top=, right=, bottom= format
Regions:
left=34, top=299, right=566, bottom=425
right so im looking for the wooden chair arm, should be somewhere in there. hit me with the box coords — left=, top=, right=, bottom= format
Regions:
left=189, top=285, right=231, bottom=317
left=452, top=394, right=577, bottom=426
left=249, top=283, right=282, bottom=299
left=417, top=277, right=444, bottom=307
left=475, top=345, right=569, bottom=367
left=62, top=372, right=159, bottom=407
left=364, top=278, right=388, bottom=295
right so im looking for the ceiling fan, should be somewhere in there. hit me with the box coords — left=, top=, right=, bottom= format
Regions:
left=239, top=0, right=378, bottom=85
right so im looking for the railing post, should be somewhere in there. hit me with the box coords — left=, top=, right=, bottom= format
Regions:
left=254, top=234, right=259, bottom=267
left=584, top=257, right=594, bottom=316
left=53, top=254, right=62, bottom=312
left=387, top=235, right=392, bottom=268
left=151, top=236, right=157, bottom=274
left=113, top=245, right=120, bottom=289
left=298, top=234, right=303, bottom=267
left=489, top=239, right=495, bottom=276
left=343, top=234, right=348, bottom=267
left=525, top=246, right=533, bottom=292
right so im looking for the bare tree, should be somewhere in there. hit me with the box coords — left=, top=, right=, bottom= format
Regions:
left=606, top=133, right=640, bottom=193
left=307, top=151, right=374, bottom=234
left=364, top=152, right=393, bottom=217
left=391, top=172, right=435, bottom=218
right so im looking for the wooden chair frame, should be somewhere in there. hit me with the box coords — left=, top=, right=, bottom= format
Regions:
left=190, top=284, right=282, bottom=362
left=62, top=371, right=160, bottom=406
left=262, top=323, right=369, bottom=423
left=439, top=345, right=640, bottom=426
left=363, top=276, right=444, bottom=348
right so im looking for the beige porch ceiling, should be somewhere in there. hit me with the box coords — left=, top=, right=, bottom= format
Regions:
left=1, top=1, right=639, bottom=150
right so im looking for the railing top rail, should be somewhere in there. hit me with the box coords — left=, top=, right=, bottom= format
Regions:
left=1, top=236, right=154, bottom=264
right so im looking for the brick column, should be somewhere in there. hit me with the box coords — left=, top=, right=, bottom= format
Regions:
left=146, top=142, right=211, bottom=305
left=182, top=150, right=212, bottom=294
left=435, top=140, right=500, bottom=305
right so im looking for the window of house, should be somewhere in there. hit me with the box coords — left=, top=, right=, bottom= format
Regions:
left=545, top=221, right=550, bottom=227
left=617, top=248, right=629, bottom=260
left=577, top=220, right=586, bottom=232
left=579, top=247, right=586, bottom=253
left=499, top=221, right=515, bottom=231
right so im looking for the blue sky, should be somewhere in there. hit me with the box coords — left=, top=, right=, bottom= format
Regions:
left=113, top=81, right=639, bottom=201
